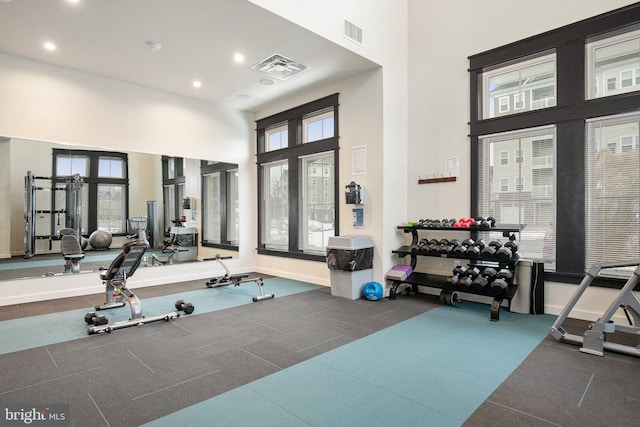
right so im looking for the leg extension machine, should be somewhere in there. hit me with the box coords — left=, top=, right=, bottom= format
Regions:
left=205, top=255, right=275, bottom=302
left=85, top=239, right=194, bottom=334
left=549, top=260, right=640, bottom=357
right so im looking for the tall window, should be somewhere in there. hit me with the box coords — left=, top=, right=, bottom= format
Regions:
left=470, top=3, right=640, bottom=281
left=201, top=161, right=239, bottom=249
left=53, top=149, right=128, bottom=235
left=585, top=112, right=640, bottom=275
left=478, top=127, right=557, bottom=265
left=256, top=94, right=339, bottom=260
left=162, top=156, right=184, bottom=234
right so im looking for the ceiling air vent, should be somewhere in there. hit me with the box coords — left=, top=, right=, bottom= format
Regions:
left=251, top=53, right=308, bottom=81
left=344, top=19, right=363, bottom=45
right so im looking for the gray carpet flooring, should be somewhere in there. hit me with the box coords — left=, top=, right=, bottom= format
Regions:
left=1, top=282, right=638, bottom=426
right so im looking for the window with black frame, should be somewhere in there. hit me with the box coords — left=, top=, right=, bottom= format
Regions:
left=201, top=161, right=239, bottom=250
left=256, top=93, right=339, bottom=261
left=53, top=149, right=128, bottom=236
left=161, top=156, right=185, bottom=234
left=469, top=3, right=640, bottom=282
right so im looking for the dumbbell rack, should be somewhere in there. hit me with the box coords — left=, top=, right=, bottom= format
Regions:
left=390, top=224, right=523, bottom=321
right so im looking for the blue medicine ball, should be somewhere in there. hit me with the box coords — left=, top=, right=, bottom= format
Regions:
left=363, top=282, right=383, bottom=300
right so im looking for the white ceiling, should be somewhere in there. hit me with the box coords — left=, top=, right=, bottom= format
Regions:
left=0, top=0, right=379, bottom=112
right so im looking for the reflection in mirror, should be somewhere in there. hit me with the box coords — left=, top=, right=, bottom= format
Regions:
left=0, top=138, right=238, bottom=281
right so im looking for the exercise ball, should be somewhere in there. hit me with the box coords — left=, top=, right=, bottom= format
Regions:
left=80, top=236, right=88, bottom=251
left=363, top=282, right=383, bottom=301
left=89, top=230, right=112, bottom=250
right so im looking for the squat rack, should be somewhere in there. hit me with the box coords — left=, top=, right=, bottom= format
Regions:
left=24, top=171, right=84, bottom=258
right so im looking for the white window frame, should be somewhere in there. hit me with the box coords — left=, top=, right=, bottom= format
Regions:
left=500, top=150, right=509, bottom=165
left=299, top=152, right=335, bottom=254
left=302, top=109, right=334, bottom=143
left=482, top=52, right=556, bottom=119
left=498, top=96, right=509, bottom=113
left=587, top=27, right=640, bottom=99
left=500, top=177, right=509, bottom=192
left=265, top=123, right=288, bottom=152
left=261, top=159, right=289, bottom=251
left=514, top=92, right=525, bottom=110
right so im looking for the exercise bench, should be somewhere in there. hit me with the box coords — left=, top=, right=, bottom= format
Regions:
left=205, top=255, right=275, bottom=302
left=84, top=239, right=194, bottom=334
left=60, top=228, right=84, bottom=273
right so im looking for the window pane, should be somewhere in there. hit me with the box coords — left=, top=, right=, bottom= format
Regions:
left=265, top=123, right=288, bottom=152
left=483, top=53, right=556, bottom=119
left=262, top=160, right=288, bottom=250
left=202, top=172, right=221, bottom=243
left=585, top=112, right=640, bottom=276
left=227, top=169, right=239, bottom=245
left=478, top=127, right=557, bottom=269
left=164, top=184, right=175, bottom=233
left=98, top=157, right=124, bottom=178
left=97, top=184, right=125, bottom=233
left=167, top=158, right=177, bottom=179
left=56, top=155, right=88, bottom=176
left=303, top=109, right=334, bottom=143
left=300, top=152, right=335, bottom=253
left=588, top=28, right=640, bottom=99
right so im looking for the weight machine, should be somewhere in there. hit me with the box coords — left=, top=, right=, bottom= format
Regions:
left=85, top=239, right=195, bottom=334
left=205, top=255, right=275, bottom=302
left=549, top=260, right=640, bottom=358
left=24, top=171, right=84, bottom=258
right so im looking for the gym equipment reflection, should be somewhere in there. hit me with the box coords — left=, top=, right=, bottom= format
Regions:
left=85, top=238, right=194, bottom=335
left=1, top=137, right=239, bottom=281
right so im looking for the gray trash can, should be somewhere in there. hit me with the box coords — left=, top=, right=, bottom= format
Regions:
left=326, top=235, right=374, bottom=299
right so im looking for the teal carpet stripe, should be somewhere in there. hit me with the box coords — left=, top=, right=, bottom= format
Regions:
left=145, top=302, right=554, bottom=427
left=0, top=278, right=320, bottom=355
left=0, top=253, right=116, bottom=270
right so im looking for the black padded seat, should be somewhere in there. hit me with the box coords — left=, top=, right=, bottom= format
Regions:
left=100, top=240, right=148, bottom=281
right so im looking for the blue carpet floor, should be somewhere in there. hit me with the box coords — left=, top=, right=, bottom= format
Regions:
left=145, top=301, right=555, bottom=427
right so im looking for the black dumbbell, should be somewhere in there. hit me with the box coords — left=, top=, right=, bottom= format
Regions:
left=490, top=269, right=514, bottom=296
left=496, top=239, right=520, bottom=261
left=453, top=238, right=475, bottom=258
left=465, top=239, right=487, bottom=258
left=426, top=239, right=441, bottom=255
left=440, top=239, right=459, bottom=255
left=458, top=266, right=480, bottom=290
left=422, top=238, right=437, bottom=254
left=445, top=275, right=460, bottom=287
left=452, top=265, right=467, bottom=277
left=175, top=299, right=195, bottom=314
left=472, top=266, right=498, bottom=293
left=481, top=240, right=503, bottom=259
left=84, top=312, right=108, bottom=326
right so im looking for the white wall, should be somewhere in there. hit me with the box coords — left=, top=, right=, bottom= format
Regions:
left=251, top=0, right=409, bottom=288
left=0, top=52, right=255, bottom=305
left=407, top=0, right=639, bottom=320
left=253, top=68, right=383, bottom=285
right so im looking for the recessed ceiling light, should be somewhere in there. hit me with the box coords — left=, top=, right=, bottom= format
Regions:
left=146, top=41, right=162, bottom=52
left=192, top=80, right=202, bottom=88
left=233, top=53, right=245, bottom=63
left=66, top=0, right=80, bottom=4
left=259, top=78, right=276, bottom=86
left=43, top=42, right=57, bottom=51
